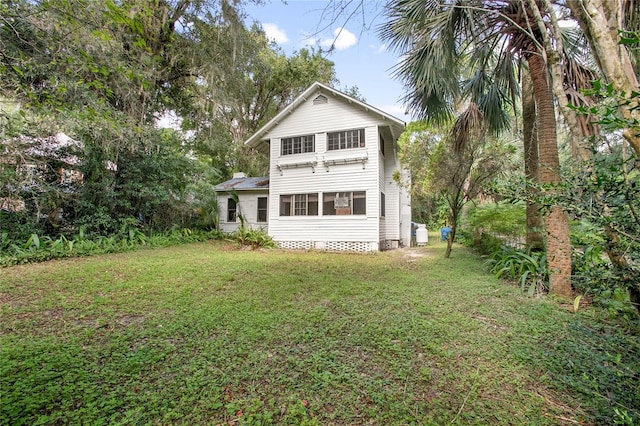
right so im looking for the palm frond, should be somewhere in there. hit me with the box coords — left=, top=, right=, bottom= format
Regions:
left=452, top=101, right=484, bottom=155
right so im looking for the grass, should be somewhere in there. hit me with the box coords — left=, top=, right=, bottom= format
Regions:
left=1, top=235, right=638, bottom=425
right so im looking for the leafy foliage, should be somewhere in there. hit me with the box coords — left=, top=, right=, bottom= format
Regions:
left=0, top=227, right=224, bottom=267
left=230, top=227, right=277, bottom=249
left=561, top=143, right=640, bottom=309
left=1, top=0, right=339, bottom=243
left=463, top=201, right=527, bottom=248
left=487, top=246, right=548, bottom=296
left=398, top=119, right=517, bottom=257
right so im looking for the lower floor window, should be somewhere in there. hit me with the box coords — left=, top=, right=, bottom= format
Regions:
left=257, top=197, right=268, bottom=222
left=280, top=193, right=318, bottom=216
left=227, top=198, right=237, bottom=222
left=323, top=191, right=366, bottom=215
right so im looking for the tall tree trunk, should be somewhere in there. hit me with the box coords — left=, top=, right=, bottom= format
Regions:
left=444, top=208, right=458, bottom=259
left=568, top=0, right=640, bottom=162
left=565, top=0, right=639, bottom=309
left=522, top=69, right=544, bottom=251
left=527, top=52, right=573, bottom=299
left=537, top=0, right=593, bottom=160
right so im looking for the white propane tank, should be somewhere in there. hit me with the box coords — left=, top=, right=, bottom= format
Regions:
left=416, top=224, right=428, bottom=246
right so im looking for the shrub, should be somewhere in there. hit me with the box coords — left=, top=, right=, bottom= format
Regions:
left=0, top=228, right=226, bottom=266
left=230, top=227, right=276, bottom=249
left=464, top=202, right=526, bottom=246
left=467, top=231, right=504, bottom=256
left=486, top=246, right=548, bottom=296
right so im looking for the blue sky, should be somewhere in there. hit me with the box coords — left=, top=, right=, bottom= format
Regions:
left=242, top=0, right=411, bottom=122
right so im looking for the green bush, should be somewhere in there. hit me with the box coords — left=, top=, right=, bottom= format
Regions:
left=230, top=227, right=276, bottom=249
left=0, top=228, right=225, bottom=266
left=464, top=201, right=526, bottom=247
left=486, top=245, right=548, bottom=296
left=467, top=231, right=504, bottom=255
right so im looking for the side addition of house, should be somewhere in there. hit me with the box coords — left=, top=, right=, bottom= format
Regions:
left=213, top=174, right=269, bottom=233
left=216, top=81, right=411, bottom=251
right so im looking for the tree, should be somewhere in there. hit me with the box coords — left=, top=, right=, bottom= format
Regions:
left=398, top=115, right=516, bottom=258
left=397, top=121, right=444, bottom=226
left=521, top=68, right=544, bottom=250
left=1, top=0, right=340, bottom=236
left=567, top=0, right=640, bottom=161
left=380, top=0, right=574, bottom=297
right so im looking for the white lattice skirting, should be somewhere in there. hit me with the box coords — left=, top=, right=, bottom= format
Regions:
left=277, top=240, right=377, bottom=252
left=277, top=241, right=313, bottom=250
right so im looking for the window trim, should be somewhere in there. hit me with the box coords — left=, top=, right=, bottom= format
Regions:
left=327, top=128, right=365, bottom=151
left=279, top=193, right=319, bottom=216
left=257, top=197, right=268, bottom=222
left=281, top=134, right=315, bottom=156
left=322, top=191, right=366, bottom=216
left=227, top=198, right=237, bottom=222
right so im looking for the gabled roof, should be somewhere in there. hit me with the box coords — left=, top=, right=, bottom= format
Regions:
left=245, top=81, right=405, bottom=149
left=213, top=176, right=269, bottom=192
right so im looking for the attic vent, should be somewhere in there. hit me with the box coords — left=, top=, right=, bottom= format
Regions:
left=313, top=94, right=328, bottom=105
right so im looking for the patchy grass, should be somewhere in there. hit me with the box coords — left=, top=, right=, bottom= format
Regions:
left=1, top=237, right=638, bottom=425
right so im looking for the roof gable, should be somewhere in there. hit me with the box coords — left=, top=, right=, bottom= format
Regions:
left=245, top=82, right=405, bottom=149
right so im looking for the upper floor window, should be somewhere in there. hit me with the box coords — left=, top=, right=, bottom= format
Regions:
left=280, top=193, right=318, bottom=216
left=323, top=191, right=366, bottom=215
left=281, top=135, right=315, bottom=155
left=327, top=129, right=365, bottom=151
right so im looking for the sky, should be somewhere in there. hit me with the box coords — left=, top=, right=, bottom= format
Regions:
left=242, top=0, right=412, bottom=122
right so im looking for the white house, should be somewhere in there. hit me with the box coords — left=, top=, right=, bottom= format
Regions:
left=215, top=81, right=411, bottom=251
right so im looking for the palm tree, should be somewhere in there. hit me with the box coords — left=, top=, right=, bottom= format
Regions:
left=380, top=0, right=573, bottom=297
left=521, top=68, right=544, bottom=251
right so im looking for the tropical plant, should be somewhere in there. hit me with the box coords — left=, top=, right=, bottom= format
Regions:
left=230, top=227, right=276, bottom=249
left=0, top=227, right=227, bottom=266
left=563, top=138, right=640, bottom=313
left=380, top=0, right=573, bottom=296
left=398, top=120, right=517, bottom=258
left=487, top=246, right=548, bottom=296
left=566, top=2, right=640, bottom=161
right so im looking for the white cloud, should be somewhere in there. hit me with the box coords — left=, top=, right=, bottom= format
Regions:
left=321, top=27, right=358, bottom=51
left=262, top=23, right=289, bottom=44
left=369, top=43, right=387, bottom=54
left=302, top=34, right=319, bottom=48
left=380, top=104, right=410, bottom=120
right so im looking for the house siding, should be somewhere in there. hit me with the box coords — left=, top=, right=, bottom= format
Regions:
left=384, top=153, right=401, bottom=241
left=217, top=190, right=269, bottom=233
left=399, top=168, right=412, bottom=247
left=242, top=83, right=408, bottom=252
left=265, top=92, right=385, bottom=251
left=378, top=134, right=387, bottom=243
left=379, top=127, right=403, bottom=247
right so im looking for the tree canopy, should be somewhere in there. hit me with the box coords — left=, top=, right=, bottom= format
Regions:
left=1, top=0, right=337, bottom=236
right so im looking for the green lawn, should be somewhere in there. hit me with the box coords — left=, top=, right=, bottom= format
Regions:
left=1, top=236, right=638, bottom=425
